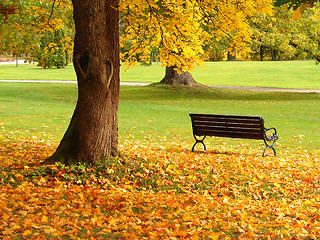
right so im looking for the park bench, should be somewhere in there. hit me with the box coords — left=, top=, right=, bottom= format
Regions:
left=189, top=113, right=278, bottom=157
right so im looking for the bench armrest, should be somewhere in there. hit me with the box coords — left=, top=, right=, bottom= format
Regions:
left=264, top=127, right=278, bottom=141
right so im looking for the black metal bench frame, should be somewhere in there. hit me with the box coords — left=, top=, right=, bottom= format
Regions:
left=189, top=113, right=278, bottom=157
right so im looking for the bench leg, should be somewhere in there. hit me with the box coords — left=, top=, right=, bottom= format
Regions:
left=262, top=137, right=277, bottom=157
left=263, top=130, right=278, bottom=157
left=262, top=145, right=276, bottom=157
left=192, top=135, right=206, bottom=152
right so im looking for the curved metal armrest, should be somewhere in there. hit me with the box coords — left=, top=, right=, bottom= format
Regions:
left=264, top=127, right=278, bottom=141
left=263, top=127, right=278, bottom=157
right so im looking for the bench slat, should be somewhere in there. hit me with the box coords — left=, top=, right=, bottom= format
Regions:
left=190, top=114, right=261, bottom=121
left=195, top=128, right=264, bottom=139
left=194, top=126, right=263, bottom=133
left=196, top=130, right=263, bottom=139
left=193, top=122, right=263, bottom=129
left=192, top=118, right=262, bottom=125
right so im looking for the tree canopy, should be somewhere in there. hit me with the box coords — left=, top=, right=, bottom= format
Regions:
left=120, top=0, right=273, bottom=71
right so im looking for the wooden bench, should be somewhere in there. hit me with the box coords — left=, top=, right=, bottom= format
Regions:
left=189, top=113, right=278, bottom=157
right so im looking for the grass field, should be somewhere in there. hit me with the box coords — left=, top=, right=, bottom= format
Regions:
left=2, top=63, right=320, bottom=239
left=1, top=60, right=320, bottom=89
left=1, top=83, right=319, bottom=153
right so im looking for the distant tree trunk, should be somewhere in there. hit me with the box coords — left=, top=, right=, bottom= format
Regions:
left=160, top=66, right=202, bottom=87
left=227, top=48, right=237, bottom=61
left=271, top=49, right=278, bottom=61
left=45, top=0, right=120, bottom=165
left=260, top=44, right=264, bottom=61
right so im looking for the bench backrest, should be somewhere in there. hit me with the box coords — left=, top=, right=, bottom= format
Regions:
left=190, top=113, right=265, bottom=140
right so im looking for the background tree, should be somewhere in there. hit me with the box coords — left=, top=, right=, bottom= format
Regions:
left=0, top=0, right=73, bottom=67
left=0, top=0, right=39, bottom=65
left=249, top=3, right=320, bottom=61
left=121, top=0, right=273, bottom=86
left=202, top=37, right=228, bottom=61
left=249, top=6, right=298, bottom=61
left=291, top=3, right=320, bottom=61
left=160, top=65, right=202, bottom=86
left=36, top=28, right=73, bottom=68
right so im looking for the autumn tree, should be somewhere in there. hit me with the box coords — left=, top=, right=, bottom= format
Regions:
left=121, top=1, right=273, bottom=86
left=249, top=6, right=298, bottom=61
left=294, top=3, right=320, bottom=61
left=46, top=0, right=120, bottom=164
left=0, top=1, right=37, bottom=65
left=249, top=2, right=320, bottom=61
left=256, top=1, right=320, bottom=61
left=0, top=0, right=73, bottom=66
left=36, top=28, right=73, bottom=68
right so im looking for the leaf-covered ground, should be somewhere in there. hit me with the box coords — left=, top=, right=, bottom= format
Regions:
left=1, top=135, right=320, bottom=239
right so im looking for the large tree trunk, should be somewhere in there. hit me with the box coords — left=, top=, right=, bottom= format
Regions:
left=45, top=0, right=120, bottom=165
left=160, top=66, right=202, bottom=87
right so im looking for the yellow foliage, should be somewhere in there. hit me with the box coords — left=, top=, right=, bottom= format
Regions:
left=120, top=0, right=273, bottom=71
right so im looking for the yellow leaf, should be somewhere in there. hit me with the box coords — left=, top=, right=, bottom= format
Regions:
left=41, top=215, right=48, bottom=223
left=208, top=232, right=220, bottom=240
left=44, top=227, right=56, bottom=234
left=23, top=229, right=32, bottom=236
left=293, top=9, right=301, bottom=20
left=12, top=224, right=21, bottom=230
left=15, top=173, right=23, bottom=181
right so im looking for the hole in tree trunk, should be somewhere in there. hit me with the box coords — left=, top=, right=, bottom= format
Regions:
left=79, top=52, right=89, bottom=73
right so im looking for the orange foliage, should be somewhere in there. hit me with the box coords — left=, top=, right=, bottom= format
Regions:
left=1, top=136, right=320, bottom=239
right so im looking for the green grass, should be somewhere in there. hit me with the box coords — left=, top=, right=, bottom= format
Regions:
left=1, top=60, right=320, bottom=89
left=0, top=63, right=77, bottom=81
left=1, top=83, right=319, bottom=153
left=192, top=61, right=320, bottom=89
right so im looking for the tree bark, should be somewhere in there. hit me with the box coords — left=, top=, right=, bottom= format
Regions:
left=260, top=44, right=264, bottom=61
left=271, top=49, right=278, bottom=61
left=227, top=48, right=237, bottom=61
left=159, top=66, right=202, bottom=87
left=45, top=0, right=120, bottom=165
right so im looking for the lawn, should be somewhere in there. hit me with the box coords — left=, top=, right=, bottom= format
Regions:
left=1, top=60, right=320, bottom=89
left=1, top=70, right=320, bottom=239
left=1, top=83, right=319, bottom=151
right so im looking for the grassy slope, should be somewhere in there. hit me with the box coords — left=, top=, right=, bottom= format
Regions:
left=1, top=61, right=320, bottom=89
left=1, top=83, right=319, bottom=152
